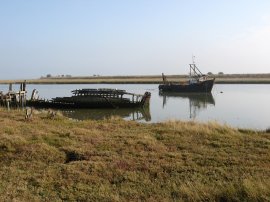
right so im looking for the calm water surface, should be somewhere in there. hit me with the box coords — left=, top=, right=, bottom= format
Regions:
left=1, top=84, right=269, bottom=130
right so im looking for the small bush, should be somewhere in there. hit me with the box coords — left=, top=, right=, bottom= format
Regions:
left=62, top=149, right=86, bottom=163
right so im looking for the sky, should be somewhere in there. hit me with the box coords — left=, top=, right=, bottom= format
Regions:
left=1, top=0, right=270, bottom=79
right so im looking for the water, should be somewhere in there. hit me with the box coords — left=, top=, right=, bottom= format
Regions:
left=1, top=83, right=270, bottom=130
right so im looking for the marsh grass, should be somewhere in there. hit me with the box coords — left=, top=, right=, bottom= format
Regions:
left=0, top=108, right=269, bottom=201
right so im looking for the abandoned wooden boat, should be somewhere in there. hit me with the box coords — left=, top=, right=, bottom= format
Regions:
left=27, top=88, right=151, bottom=109
left=159, top=62, right=215, bottom=93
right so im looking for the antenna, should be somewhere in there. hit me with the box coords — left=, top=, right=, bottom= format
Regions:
left=192, top=55, right=196, bottom=64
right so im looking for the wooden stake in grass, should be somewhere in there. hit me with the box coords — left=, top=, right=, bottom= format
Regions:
left=47, top=109, right=57, bottom=119
left=25, top=107, right=33, bottom=120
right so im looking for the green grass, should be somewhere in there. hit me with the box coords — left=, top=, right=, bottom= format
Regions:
left=0, top=108, right=269, bottom=201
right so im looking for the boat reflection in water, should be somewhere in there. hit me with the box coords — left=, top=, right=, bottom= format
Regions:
left=61, top=107, right=151, bottom=122
left=159, top=92, right=215, bottom=119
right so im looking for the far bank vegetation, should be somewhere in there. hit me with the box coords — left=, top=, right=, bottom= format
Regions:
left=1, top=73, right=270, bottom=84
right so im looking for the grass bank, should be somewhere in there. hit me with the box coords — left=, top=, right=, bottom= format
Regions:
left=0, top=108, right=269, bottom=201
left=1, top=74, right=270, bottom=84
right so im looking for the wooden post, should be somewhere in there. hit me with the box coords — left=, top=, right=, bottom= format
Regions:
left=6, top=100, right=10, bottom=111
left=9, top=84, right=12, bottom=92
left=23, top=80, right=26, bottom=91
left=19, top=93, right=21, bottom=107
left=25, top=107, right=33, bottom=120
left=24, top=92, right=26, bottom=107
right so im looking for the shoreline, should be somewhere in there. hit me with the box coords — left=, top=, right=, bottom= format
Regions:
left=1, top=75, right=270, bottom=84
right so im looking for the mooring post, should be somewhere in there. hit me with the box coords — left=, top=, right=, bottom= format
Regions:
left=23, top=80, right=26, bottom=91
left=19, top=91, right=21, bottom=107
left=20, top=92, right=25, bottom=108
left=7, top=100, right=10, bottom=111
left=24, top=92, right=26, bottom=107
left=9, top=84, right=12, bottom=92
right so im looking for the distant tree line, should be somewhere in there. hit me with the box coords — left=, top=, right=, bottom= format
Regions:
left=40, top=74, right=101, bottom=79
left=207, top=72, right=224, bottom=75
left=40, top=74, right=72, bottom=79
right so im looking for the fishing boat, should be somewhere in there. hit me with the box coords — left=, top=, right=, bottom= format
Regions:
left=159, top=61, right=215, bottom=93
left=27, top=88, right=151, bottom=109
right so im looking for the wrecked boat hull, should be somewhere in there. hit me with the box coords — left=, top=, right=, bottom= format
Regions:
left=27, top=89, right=151, bottom=109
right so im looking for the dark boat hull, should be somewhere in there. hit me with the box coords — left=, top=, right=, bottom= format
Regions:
left=27, top=94, right=151, bottom=109
left=159, top=79, right=215, bottom=93
left=27, top=101, right=145, bottom=109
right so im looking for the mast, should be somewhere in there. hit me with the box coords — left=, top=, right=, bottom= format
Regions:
left=192, top=55, right=195, bottom=64
left=162, top=73, right=168, bottom=84
left=189, top=55, right=203, bottom=79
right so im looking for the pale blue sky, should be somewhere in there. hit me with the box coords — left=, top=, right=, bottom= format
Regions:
left=1, top=0, right=270, bottom=79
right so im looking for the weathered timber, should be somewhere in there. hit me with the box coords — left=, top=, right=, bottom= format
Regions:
left=0, top=81, right=27, bottom=108
left=27, top=88, right=151, bottom=109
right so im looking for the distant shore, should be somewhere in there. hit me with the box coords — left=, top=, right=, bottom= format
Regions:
left=1, top=74, right=270, bottom=84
